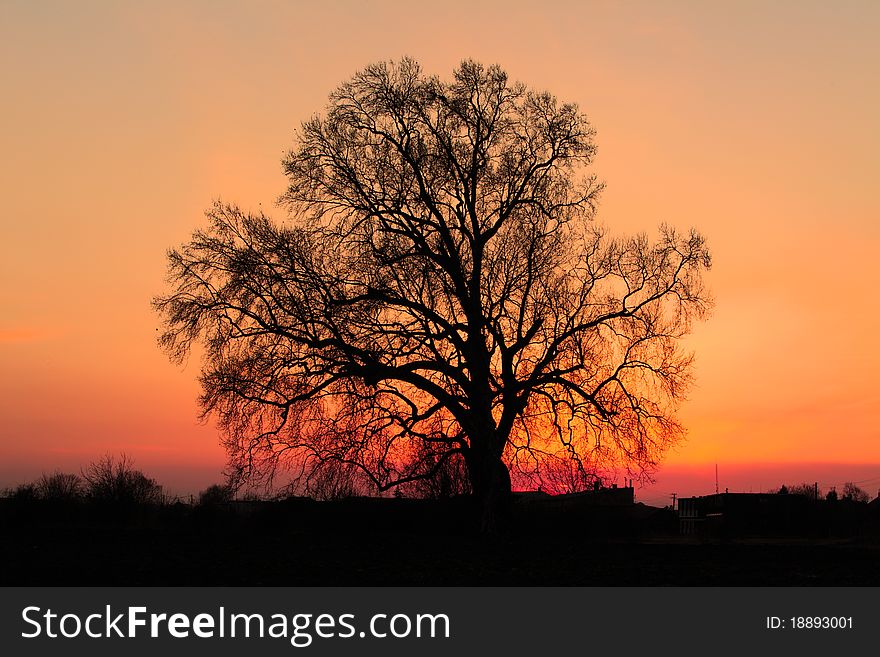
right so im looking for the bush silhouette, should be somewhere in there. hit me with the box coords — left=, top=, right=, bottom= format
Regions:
left=198, top=484, right=234, bottom=506
left=9, top=482, right=38, bottom=502
left=82, top=454, right=164, bottom=507
left=36, top=471, right=83, bottom=501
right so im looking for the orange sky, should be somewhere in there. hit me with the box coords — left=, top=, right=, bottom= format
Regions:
left=2, top=1, right=878, bottom=498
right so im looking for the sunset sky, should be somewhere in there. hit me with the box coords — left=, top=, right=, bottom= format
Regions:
left=2, top=0, right=878, bottom=502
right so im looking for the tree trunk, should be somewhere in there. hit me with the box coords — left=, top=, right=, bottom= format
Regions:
left=467, top=449, right=512, bottom=533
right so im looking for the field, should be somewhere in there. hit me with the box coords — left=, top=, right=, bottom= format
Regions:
left=3, top=498, right=880, bottom=586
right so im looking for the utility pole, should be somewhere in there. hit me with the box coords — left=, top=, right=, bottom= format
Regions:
left=715, top=464, right=719, bottom=495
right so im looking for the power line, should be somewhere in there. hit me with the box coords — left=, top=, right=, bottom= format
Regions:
left=816, top=474, right=880, bottom=489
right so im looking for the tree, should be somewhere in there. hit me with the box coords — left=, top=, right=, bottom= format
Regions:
left=842, top=482, right=870, bottom=503
left=198, top=483, right=235, bottom=506
left=784, top=482, right=820, bottom=500
left=36, top=471, right=83, bottom=501
left=82, top=454, right=164, bottom=506
left=155, top=59, right=711, bottom=529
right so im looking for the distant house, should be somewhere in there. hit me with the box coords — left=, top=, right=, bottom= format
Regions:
left=678, top=492, right=814, bottom=536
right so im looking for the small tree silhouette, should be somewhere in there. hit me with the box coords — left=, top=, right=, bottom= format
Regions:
left=36, top=471, right=83, bottom=501
left=842, top=482, right=869, bottom=503
left=784, top=483, right=820, bottom=500
left=8, top=483, right=38, bottom=503
left=82, top=454, right=164, bottom=507
left=198, top=484, right=234, bottom=506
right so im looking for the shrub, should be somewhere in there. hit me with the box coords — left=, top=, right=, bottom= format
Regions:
left=782, top=483, right=820, bottom=499
left=9, top=483, right=38, bottom=502
left=36, top=471, right=83, bottom=501
left=82, top=454, right=164, bottom=506
left=198, top=484, right=234, bottom=506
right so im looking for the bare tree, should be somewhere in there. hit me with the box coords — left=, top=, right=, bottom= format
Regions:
left=155, top=59, right=711, bottom=529
left=82, top=454, right=164, bottom=506
left=36, top=471, right=83, bottom=501
left=783, top=482, right=821, bottom=500
left=842, top=482, right=870, bottom=503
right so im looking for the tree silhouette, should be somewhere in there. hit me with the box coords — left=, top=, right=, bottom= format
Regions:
left=155, top=59, right=711, bottom=529
left=198, top=483, right=234, bottom=506
left=82, top=454, right=164, bottom=507
left=36, top=471, right=83, bottom=501
left=842, top=482, right=870, bottom=503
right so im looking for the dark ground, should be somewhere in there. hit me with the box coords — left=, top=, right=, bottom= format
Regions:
left=3, top=497, right=879, bottom=585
